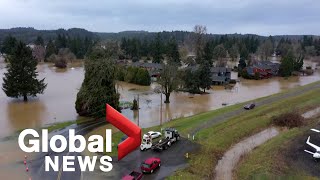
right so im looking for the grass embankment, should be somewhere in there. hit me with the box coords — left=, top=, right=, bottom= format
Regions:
left=43, top=117, right=93, bottom=132
left=168, top=88, right=320, bottom=179
left=235, top=117, right=320, bottom=179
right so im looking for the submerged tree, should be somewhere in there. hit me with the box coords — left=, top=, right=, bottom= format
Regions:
left=2, top=41, right=47, bottom=101
left=158, top=64, right=179, bottom=103
left=198, top=62, right=212, bottom=93
left=75, top=47, right=120, bottom=117
left=279, top=52, right=294, bottom=77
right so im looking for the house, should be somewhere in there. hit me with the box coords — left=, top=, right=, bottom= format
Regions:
left=260, top=61, right=280, bottom=76
left=131, top=62, right=163, bottom=77
left=245, top=61, right=280, bottom=79
left=186, top=65, right=231, bottom=85
left=210, top=67, right=232, bottom=85
left=27, top=43, right=36, bottom=50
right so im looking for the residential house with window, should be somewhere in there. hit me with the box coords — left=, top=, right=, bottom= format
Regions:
left=210, top=67, right=232, bottom=85
left=245, top=61, right=280, bottom=79
left=186, top=65, right=231, bottom=85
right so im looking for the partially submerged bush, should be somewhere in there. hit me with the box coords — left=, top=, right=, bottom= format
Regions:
left=272, top=112, right=305, bottom=128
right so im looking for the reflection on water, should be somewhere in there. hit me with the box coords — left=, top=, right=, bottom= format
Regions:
left=0, top=62, right=319, bottom=138
left=6, top=100, right=46, bottom=132
left=0, top=63, right=84, bottom=138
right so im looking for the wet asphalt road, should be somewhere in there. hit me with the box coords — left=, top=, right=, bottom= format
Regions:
left=29, top=120, right=106, bottom=180
left=29, top=120, right=199, bottom=180
left=82, top=138, right=199, bottom=180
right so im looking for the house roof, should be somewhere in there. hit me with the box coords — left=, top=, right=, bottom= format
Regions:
left=131, top=62, right=163, bottom=69
left=246, top=67, right=254, bottom=75
left=211, top=76, right=227, bottom=82
left=253, top=64, right=271, bottom=70
left=141, top=63, right=163, bottom=69
left=210, top=67, right=231, bottom=73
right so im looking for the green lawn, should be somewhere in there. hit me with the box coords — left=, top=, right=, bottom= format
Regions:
left=235, top=118, right=320, bottom=180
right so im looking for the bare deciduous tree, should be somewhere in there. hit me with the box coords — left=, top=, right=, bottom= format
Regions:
left=193, top=25, right=207, bottom=63
left=257, top=40, right=273, bottom=60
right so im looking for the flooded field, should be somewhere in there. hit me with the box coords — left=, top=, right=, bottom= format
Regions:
left=0, top=61, right=319, bottom=138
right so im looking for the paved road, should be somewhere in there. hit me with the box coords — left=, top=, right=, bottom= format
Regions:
left=30, top=120, right=106, bottom=180
left=190, top=82, right=320, bottom=135
left=82, top=138, right=199, bottom=180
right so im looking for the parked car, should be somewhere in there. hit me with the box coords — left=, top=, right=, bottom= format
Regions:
left=122, top=171, right=143, bottom=180
left=143, top=131, right=161, bottom=139
left=140, top=157, right=161, bottom=173
left=244, top=103, right=255, bottom=110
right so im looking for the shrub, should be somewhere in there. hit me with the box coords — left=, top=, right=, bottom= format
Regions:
left=131, top=99, right=139, bottom=110
left=132, top=57, right=139, bottom=62
left=135, top=68, right=151, bottom=86
left=240, top=69, right=252, bottom=79
left=123, top=67, right=151, bottom=86
left=254, top=72, right=260, bottom=80
left=272, top=112, right=305, bottom=128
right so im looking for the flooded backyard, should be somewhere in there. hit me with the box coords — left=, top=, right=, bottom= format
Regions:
left=0, top=61, right=319, bottom=138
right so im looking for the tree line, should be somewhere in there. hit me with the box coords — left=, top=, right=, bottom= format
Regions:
left=1, top=34, right=97, bottom=61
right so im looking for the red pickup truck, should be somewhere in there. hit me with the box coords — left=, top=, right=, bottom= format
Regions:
left=122, top=171, right=143, bottom=180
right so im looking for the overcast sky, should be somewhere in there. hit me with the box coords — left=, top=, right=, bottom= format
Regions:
left=0, top=0, right=319, bottom=35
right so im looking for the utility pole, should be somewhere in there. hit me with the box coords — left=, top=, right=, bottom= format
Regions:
left=160, top=93, right=163, bottom=125
left=137, top=94, right=140, bottom=126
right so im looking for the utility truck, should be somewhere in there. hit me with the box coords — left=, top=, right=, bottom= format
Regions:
left=140, top=128, right=180, bottom=151
left=152, top=128, right=180, bottom=152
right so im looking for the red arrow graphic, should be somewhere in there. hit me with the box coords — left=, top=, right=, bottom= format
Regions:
left=106, top=104, right=141, bottom=160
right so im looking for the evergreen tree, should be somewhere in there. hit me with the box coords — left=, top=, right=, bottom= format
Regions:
left=45, top=39, right=57, bottom=60
left=135, top=68, right=151, bottom=86
left=203, top=40, right=214, bottom=66
left=198, top=62, right=212, bottom=93
left=183, top=69, right=201, bottom=93
left=35, top=36, right=44, bottom=46
left=55, top=34, right=67, bottom=49
left=279, top=52, right=294, bottom=77
left=2, top=41, right=47, bottom=101
left=1, top=36, right=17, bottom=55
left=229, top=44, right=239, bottom=61
left=75, top=48, right=120, bottom=117
left=239, top=44, right=249, bottom=59
left=152, top=33, right=163, bottom=63
left=238, top=57, right=247, bottom=70
left=166, top=37, right=181, bottom=65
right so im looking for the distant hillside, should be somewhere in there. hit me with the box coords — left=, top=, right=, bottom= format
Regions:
left=0, top=27, right=318, bottom=45
left=0, top=27, right=97, bottom=44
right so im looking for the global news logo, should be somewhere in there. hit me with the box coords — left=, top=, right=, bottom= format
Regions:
left=18, top=104, right=141, bottom=172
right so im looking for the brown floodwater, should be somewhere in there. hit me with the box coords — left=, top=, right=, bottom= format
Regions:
left=0, top=61, right=319, bottom=138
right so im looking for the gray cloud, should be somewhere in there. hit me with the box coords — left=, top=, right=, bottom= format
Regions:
left=0, top=0, right=319, bottom=35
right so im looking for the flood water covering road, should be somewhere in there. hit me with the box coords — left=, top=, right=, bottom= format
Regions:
left=0, top=61, right=319, bottom=138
